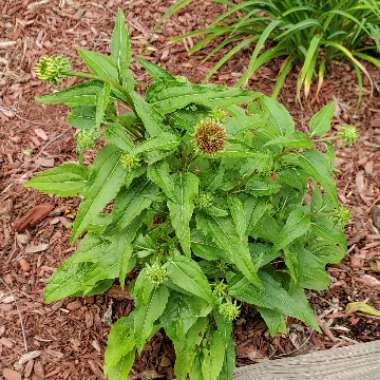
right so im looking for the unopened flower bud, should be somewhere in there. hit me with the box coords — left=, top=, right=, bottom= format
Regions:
left=211, top=109, right=229, bottom=123
left=146, top=262, right=166, bottom=286
left=338, top=124, right=358, bottom=146
left=120, top=153, right=136, bottom=171
left=335, top=207, right=351, bottom=226
left=193, top=118, right=226, bottom=155
left=219, top=301, right=240, bottom=321
left=34, top=55, right=71, bottom=84
left=198, top=192, right=213, bottom=209
left=75, top=129, right=97, bottom=150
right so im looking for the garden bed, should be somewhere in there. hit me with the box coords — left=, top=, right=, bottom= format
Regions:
left=0, top=1, right=379, bottom=379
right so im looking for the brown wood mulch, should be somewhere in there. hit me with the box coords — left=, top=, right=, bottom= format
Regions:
left=0, top=1, right=379, bottom=379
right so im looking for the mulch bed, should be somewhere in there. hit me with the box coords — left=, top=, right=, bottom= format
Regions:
left=1, top=1, right=379, bottom=379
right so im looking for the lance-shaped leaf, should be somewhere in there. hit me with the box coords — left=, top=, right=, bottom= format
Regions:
left=134, top=132, right=180, bottom=154
left=95, top=82, right=111, bottom=128
left=138, top=57, right=176, bottom=81
left=197, top=215, right=261, bottom=287
left=167, top=172, right=199, bottom=256
left=298, top=150, right=338, bottom=204
left=309, top=100, right=335, bottom=136
left=272, top=209, right=311, bottom=254
left=201, top=330, right=226, bottom=380
left=25, top=163, right=88, bottom=197
left=147, top=161, right=175, bottom=200
left=111, top=9, right=132, bottom=74
left=166, top=255, right=214, bottom=304
left=150, top=82, right=254, bottom=114
left=229, top=271, right=320, bottom=331
left=44, top=234, right=114, bottom=303
left=110, top=181, right=158, bottom=232
left=133, top=285, right=169, bottom=353
left=36, top=80, right=103, bottom=106
left=129, top=91, right=165, bottom=136
left=71, top=145, right=126, bottom=242
left=172, top=318, right=208, bottom=380
left=105, top=123, right=135, bottom=152
left=78, top=48, right=119, bottom=84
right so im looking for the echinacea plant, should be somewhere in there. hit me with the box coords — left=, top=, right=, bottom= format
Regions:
left=27, top=10, right=355, bottom=380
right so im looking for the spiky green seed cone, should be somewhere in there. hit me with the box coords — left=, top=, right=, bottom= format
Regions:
left=75, top=129, right=98, bottom=151
left=146, top=262, right=166, bottom=286
left=219, top=301, right=240, bottom=321
left=34, top=55, right=72, bottom=84
left=120, top=153, right=136, bottom=171
left=338, top=124, right=358, bottom=146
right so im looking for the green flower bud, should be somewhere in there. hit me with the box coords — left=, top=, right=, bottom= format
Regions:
left=75, top=129, right=97, bottom=151
left=211, top=109, right=229, bottom=123
left=146, top=262, right=166, bottom=286
left=193, top=118, right=226, bottom=155
left=337, top=124, right=358, bottom=146
left=219, top=301, right=240, bottom=321
left=34, top=55, right=72, bottom=84
left=120, top=153, right=136, bottom=171
left=213, top=281, right=227, bottom=298
left=335, top=207, right=351, bottom=226
left=198, top=192, right=213, bottom=209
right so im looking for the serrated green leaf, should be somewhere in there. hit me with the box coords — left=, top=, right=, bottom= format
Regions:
left=264, top=131, right=314, bottom=149
left=111, top=9, right=132, bottom=74
left=166, top=255, right=214, bottom=303
left=25, top=163, right=88, bottom=197
left=260, top=96, right=295, bottom=135
left=273, top=209, right=311, bottom=254
left=67, top=105, right=96, bottom=130
left=78, top=48, right=119, bottom=84
left=298, top=151, right=338, bottom=204
left=134, top=285, right=169, bottom=352
left=150, top=82, right=254, bottom=115
left=201, top=330, right=226, bottom=380
left=106, top=351, right=135, bottom=380
left=138, top=57, right=176, bottom=81
left=167, top=172, right=199, bottom=256
left=147, top=161, right=176, bottom=200
left=229, top=271, right=320, bottom=331
left=257, top=307, right=287, bottom=337
left=171, top=318, right=208, bottom=380
left=36, top=80, right=102, bottom=106
left=104, top=123, right=135, bottom=152
left=44, top=234, right=114, bottom=303
left=135, top=132, right=180, bottom=154
left=245, top=177, right=281, bottom=197
left=129, top=91, right=164, bottom=136
left=309, top=101, right=335, bottom=136
left=227, top=195, right=247, bottom=239
left=71, top=145, right=125, bottom=242
left=105, top=316, right=135, bottom=372
left=95, top=82, right=111, bottom=128
left=197, top=215, right=261, bottom=287
left=110, top=181, right=157, bottom=232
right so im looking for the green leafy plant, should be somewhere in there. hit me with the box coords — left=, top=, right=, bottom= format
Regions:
left=164, top=0, right=380, bottom=100
left=27, top=10, right=355, bottom=380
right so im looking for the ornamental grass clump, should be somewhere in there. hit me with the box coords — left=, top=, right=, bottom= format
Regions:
left=27, top=10, right=356, bottom=380
left=165, top=0, right=380, bottom=99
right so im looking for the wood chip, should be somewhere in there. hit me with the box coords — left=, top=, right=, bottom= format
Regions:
left=18, top=350, right=41, bottom=366
left=25, top=243, right=50, bottom=254
left=2, top=368, right=21, bottom=380
left=371, top=205, right=380, bottom=231
left=14, top=203, right=54, bottom=231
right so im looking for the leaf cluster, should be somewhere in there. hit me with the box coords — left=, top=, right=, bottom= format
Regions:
left=27, top=10, right=348, bottom=380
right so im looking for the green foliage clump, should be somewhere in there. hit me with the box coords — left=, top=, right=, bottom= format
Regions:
left=165, top=0, right=380, bottom=99
left=27, top=10, right=351, bottom=380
